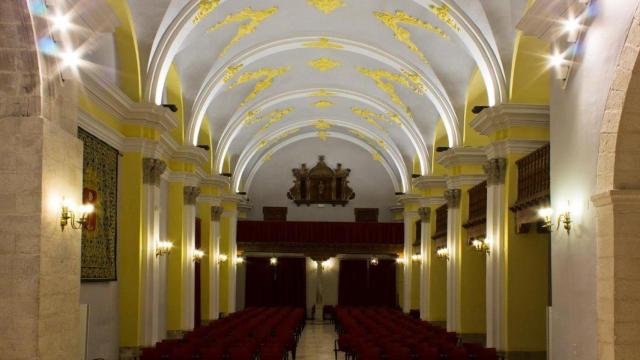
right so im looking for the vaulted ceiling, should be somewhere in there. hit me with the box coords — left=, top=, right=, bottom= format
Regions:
left=108, top=0, right=527, bottom=196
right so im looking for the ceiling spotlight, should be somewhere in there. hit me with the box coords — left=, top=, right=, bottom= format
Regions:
left=51, top=12, right=72, bottom=31
left=549, top=53, right=565, bottom=67
left=549, top=53, right=570, bottom=80
left=60, top=49, right=80, bottom=68
left=563, top=17, right=581, bottom=42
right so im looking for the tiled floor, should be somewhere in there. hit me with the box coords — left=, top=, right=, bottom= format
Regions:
left=295, top=322, right=337, bottom=360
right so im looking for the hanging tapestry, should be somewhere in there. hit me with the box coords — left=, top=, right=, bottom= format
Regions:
left=78, top=128, right=118, bottom=281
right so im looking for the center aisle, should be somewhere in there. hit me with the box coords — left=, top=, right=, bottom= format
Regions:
left=296, top=322, right=337, bottom=360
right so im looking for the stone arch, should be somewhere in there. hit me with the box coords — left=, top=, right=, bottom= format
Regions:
left=595, top=4, right=640, bottom=360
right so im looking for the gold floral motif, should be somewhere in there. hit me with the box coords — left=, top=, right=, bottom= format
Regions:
left=262, top=152, right=273, bottom=162
left=371, top=151, right=383, bottom=162
left=242, top=108, right=263, bottom=125
left=314, top=119, right=333, bottom=130
left=308, top=57, right=341, bottom=72
left=256, top=128, right=300, bottom=150
left=303, top=37, right=343, bottom=49
left=317, top=130, right=330, bottom=141
left=309, top=89, right=336, bottom=97
left=223, top=64, right=244, bottom=83
left=259, top=107, right=295, bottom=132
left=429, top=4, right=460, bottom=32
left=208, top=7, right=278, bottom=57
left=313, top=100, right=334, bottom=108
left=307, top=0, right=345, bottom=14
left=228, top=66, right=290, bottom=106
left=357, top=67, right=426, bottom=116
left=193, top=0, right=220, bottom=24
left=352, top=107, right=405, bottom=131
left=349, top=129, right=388, bottom=150
left=374, top=10, right=447, bottom=64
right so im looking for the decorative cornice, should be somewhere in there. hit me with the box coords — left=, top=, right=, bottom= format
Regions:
left=484, top=139, right=548, bottom=159
left=173, top=145, right=209, bottom=168
left=418, top=207, right=431, bottom=222
left=184, top=186, right=200, bottom=205
left=237, top=200, right=253, bottom=213
left=470, top=103, right=550, bottom=136
left=167, top=171, right=201, bottom=187
left=396, top=193, right=424, bottom=206
left=200, top=174, right=231, bottom=188
left=389, top=204, right=404, bottom=221
left=420, top=196, right=446, bottom=207
left=211, top=206, right=224, bottom=221
left=444, top=189, right=461, bottom=209
left=591, top=190, right=640, bottom=208
left=412, top=175, right=447, bottom=190
left=82, top=69, right=177, bottom=133
left=143, top=158, right=167, bottom=186
left=446, top=175, right=487, bottom=190
left=436, top=147, right=487, bottom=168
left=483, top=158, right=507, bottom=186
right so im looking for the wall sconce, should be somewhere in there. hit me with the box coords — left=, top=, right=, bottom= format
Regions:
left=321, top=258, right=333, bottom=270
left=370, top=257, right=379, bottom=266
left=235, top=256, right=245, bottom=264
left=156, top=241, right=173, bottom=257
left=60, top=198, right=94, bottom=231
left=539, top=206, right=572, bottom=235
left=436, top=247, right=449, bottom=261
left=411, top=254, right=422, bottom=262
left=470, top=238, right=490, bottom=255
left=193, top=249, right=205, bottom=263
left=269, top=257, right=278, bottom=266
left=218, top=254, right=228, bottom=263
left=396, top=257, right=405, bottom=264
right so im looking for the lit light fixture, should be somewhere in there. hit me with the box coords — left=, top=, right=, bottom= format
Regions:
left=411, top=254, right=422, bottom=262
left=549, top=53, right=570, bottom=80
left=218, top=254, right=228, bottom=263
left=50, top=12, right=72, bottom=31
left=156, top=241, right=173, bottom=257
left=60, top=49, right=80, bottom=68
left=321, top=258, right=333, bottom=270
left=235, top=256, right=245, bottom=264
left=470, top=238, right=490, bottom=255
left=396, top=257, right=405, bottom=264
left=563, top=17, right=581, bottom=42
left=193, top=249, right=205, bottom=263
left=436, top=246, right=449, bottom=261
left=60, top=198, right=94, bottom=231
left=370, top=257, right=379, bottom=266
left=539, top=204, right=572, bottom=235
left=270, top=257, right=278, bottom=266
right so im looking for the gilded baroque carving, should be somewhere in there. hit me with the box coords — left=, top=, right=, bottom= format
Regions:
left=193, top=0, right=221, bottom=24
left=309, top=89, right=336, bottom=97
left=142, top=158, right=167, bottom=186
left=227, top=66, right=290, bottom=106
left=483, top=158, right=507, bottom=185
left=357, top=67, right=426, bottom=117
left=257, top=128, right=300, bottom=149
left=419, top=207, right=431, bottom=222
left=287, top=156, right=355, bottom=206
left=314, top=119, right=333, bottom=130
left=184, top=186, right=201, bottom=205
left=211, top=206, right=224, bottom=221
left=308, top=57, right=341, bottom=71
left=371, top=151, right=383, bottom=162
left=303, top=37, right=343, bottom=49
left=307, top=0, right=345, bottom=14
left=429, top=4, right=461, bottom=32
left=317, top=130, right=330, bottom=141
left=349, top=129, right=388, bottom=149
left=374, top=10, right=448, bottom=64
left=313, top=100, right=334, bottom=108
left=262, top=152, right=273, bottom=162
left=444, top=189, right=461, bottom=209
left=223, top=64, right=244, bottom=83
left=208, top=7, right=278, bottom=57
left=242, top=107, right=294, bottom=131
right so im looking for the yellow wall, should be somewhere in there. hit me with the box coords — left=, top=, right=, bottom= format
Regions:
left=463, top=69, right=490, bottom=147
left=219, top=213, right=230, bottom=313
left=106, top=0, right=142, bottom=102
left=429, top=206, right=447, bottom=322
left=166, top=182, right=185, bottom=330
left=198, top=202, right=212, bottom=321
left=509, top=33, right=550, bottom=104
left=166, top=65, right=186, bottom=145
left=432, top=120, right=449, bottom=176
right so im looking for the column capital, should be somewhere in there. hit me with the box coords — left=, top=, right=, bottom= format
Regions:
left=418, top=207, right=431, bottom=222
left=184, top=186, right=200, bottom=205
left=211, top=206, right=223, bottom=221
left=444, top=189, right=461, bottom=209
left=483, top=158, right=507, bottom=186
left=143, top=158, right=167, bottom=186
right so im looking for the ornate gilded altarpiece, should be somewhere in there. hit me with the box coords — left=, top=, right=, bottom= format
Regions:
left=78, top=128, right=118, bottom=281
left=287, top=156, right=355, bottom=206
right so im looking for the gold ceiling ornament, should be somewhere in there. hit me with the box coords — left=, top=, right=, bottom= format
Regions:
left=262, top=152, right=273, bottom=162
left=371, top=151, right=383, bottom=162
left=351, top=107, right=405, bottom=131
left=227, top=66, right=291, bottom=106
left=193, top=0, right=221, bottom=24
left=349, top=129, right=388, bottom=150
left=303, top=37, right=344, bottom=49
left=242, top=108, right=263, bottom=125
left=307, top=0, right=345, bottom=14
left=314, top=119, right=333, bottom=130
left=313, top=100, right=335, bottom=108
left=357, top=67, right=426, bottom=117
left=309, top=89, right=337, bottom=97
left=256, top=128, right=300, bottom=150
left=223, top=64, right=244, bottom=83
left=374, top=10, right=448, bottom=64
left=308, top=57, right=341, bottom=72
left=208, top=7, right=278, bottom=57
left=259, top=107, right=295, bottom=132
left=429, top=4, right=461, bottom=32
left=317, top=130, right=330, bottom=141
left=257, top=139, right=269, bottom=149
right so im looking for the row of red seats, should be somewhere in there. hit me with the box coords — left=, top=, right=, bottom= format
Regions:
left=141, top=307, right=305, bottom=360
left=334, top=307, right=498, bottom=360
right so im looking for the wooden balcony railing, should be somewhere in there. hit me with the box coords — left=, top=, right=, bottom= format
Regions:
left=511, top=143, right=551, bottom=232
left=463, top=181, right=487, bottom=241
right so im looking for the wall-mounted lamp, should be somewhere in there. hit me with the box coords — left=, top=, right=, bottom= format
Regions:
left=321, top=258, right=333, bottom=270
left=269, top=257, right=278, bottom=266
left=218, top=254, right=228, bottom=263
left=60, top=198, right=94, bottom=231
left=396, top=257, right=405, bottom=264
left=193, top=249, right=205, bottom=263
left=370, top=257, right=379, bottom=266
left=411, top=254, right=422, bottom=262
left=235, top=256, right=245, bottom=264
left=436, top=247, right=449, bottom=261
left=470, top=238, right=490, bottom=255
left=539, top=206, right=572, bottom=235
left=156, top=241, right=173, bottom=257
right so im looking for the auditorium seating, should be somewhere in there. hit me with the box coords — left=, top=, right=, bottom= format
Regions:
left=140, top=307, right=305, bottom=360
left=333, top=307, right=498, bottom=360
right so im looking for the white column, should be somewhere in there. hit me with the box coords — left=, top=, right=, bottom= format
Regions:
left=208, top=206, right=223, bottom=320
left=403, top=211, right=418, bottom=313
left=141, top=158, right=166, bottom=346
left=445, top=189, right=462, bottom=332
left=418, top=207, right=431, bottom=321
left=314, top=259, right=324, bottom=320
left=226, top=209, right=239, bottom=313
left=181, top=186, right=200, bottom=330
left=484, top=158, right=507, bottom=349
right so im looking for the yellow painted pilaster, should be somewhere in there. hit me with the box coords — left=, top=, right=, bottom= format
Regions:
left=198, top=201, right=212, bottom=322
left=166, top=181, right=185, bottom=331
left=429, top=205, right=447, bottom=322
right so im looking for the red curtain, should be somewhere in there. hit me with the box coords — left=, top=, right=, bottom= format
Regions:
left=338, top=259, right=397, bottom=307
left=238, top=221, right=403, bottom=245
left=245, top=257, right=306, bottom=308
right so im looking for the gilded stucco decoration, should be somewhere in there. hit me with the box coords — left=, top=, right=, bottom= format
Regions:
left=193, top=0, right=220, bottom=24
left=243, top=107, right=295, bottom=131
left=303, top=37, right=343, bottom=49
left=313, top=100, right=334, bottom=108
left=349, top=129, right=388, bottom=150
left=208, top=7, right=278, bottom=57
left=228, top=66, right=291, bottom=106
left=314, top=119, right=333, bottom=130
left=262, top=152, right=273, bottom=162
left=308, top=57, right=341, bottom=71
left=318, top=130, right=330, bottom=141
left=429, top=4, right=461, bottom=32
left=309, top=89, right=336, bottom=97
left=371, top=151, right=383, bottom=162
left=352, top=107, right=403, bottom=131
left=374, top=10, right=447, bottom=64
left=223, top=64, right=244, bottom=83
left=357, top=67, right=426, bottom=116
left=307, top=0, right=345, bottom=14
left=257, top=128, right=300, bottom=149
